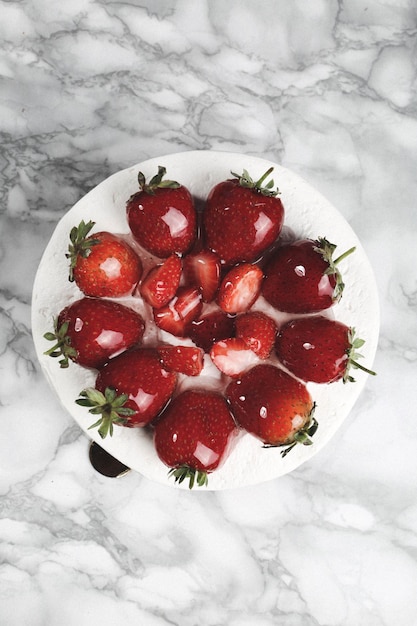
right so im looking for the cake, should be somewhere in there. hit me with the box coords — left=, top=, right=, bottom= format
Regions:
left=31, top=151, right=379, bottom=490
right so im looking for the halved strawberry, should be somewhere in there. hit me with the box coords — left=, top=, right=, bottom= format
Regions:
left=140, top=255, right=182, bottom=308
left=189, top=311, right=236, bottom=353
left=217, top=263, right=263, bottom=314
left=210, top=337, right=259, bottom=378
left=235, top=311, right=277, bottom=359
left=183, top=250, right=221, bottom=303
left=154, top=286, right=203, bottom=337
left=157, top=344, right=204, bottom=376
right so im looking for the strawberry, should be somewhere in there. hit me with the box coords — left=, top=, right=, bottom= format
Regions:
left=210, top=337, right=259, bottom=378
left=157, top=344, right=204, bottom=376
left=262, top=237, right=355, bottom=314
left=126, top=166, right=197, bottom=258
left=153, top=389, right=238, bottom=488
left=189, top=311, right=236, bottom=353
left=235, top=311, right=277, bottom=359
left=140, top=254, right=182, bottom=308
left=183, top=249, right=221, bottom=303
left=275, top=315, right=376, bottom=384
left=227, top=364, right=318, bottom=456
left=153, top=286, right=203, bottom=337
left=204, top=168, right=284, bottom=266
left=76, top=348, right=177, bottom=437
left=44, top=297, right=145, bottom=369
left=66, top=220, right=142, bottom=297
left=217, top=263, right=263, bottom=314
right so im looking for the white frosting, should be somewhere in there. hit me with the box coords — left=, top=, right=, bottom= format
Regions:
left=31, top=151, right=379, bottom=490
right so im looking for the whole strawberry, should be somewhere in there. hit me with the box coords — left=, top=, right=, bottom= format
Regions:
left=67, top=220, right=142, bottom=297
left=153, top=389, right=238, bottom=488
left=262, top=237, right=355, bottom=314
left=227, top=364, right=318, bottom=456
left=44, top=297, right=145, bottom=369
left=76, top=348, right=177, bottom=437
left=204, top=168, right=284, bottom=266
left=275, top=315, right=376, bottom=384
left=126, top=166, right=197, bottom=258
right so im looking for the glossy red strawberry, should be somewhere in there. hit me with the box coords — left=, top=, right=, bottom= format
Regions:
left=227, top=364, right=318, bottom=456
left=183, top=249, right=221, bottom=303
left=157, top=344, right=204, bottom=376
left=76, top=348, right=177, bottom=437
left=126, top=166, right=197, bottom=258
left=67, top=220, right=142, bottom=297
left=153, top=389, right=238, bottom=488
left=217, top=263, right=263, bottom=314
left=204, top=168, right=284, bottom=266
left=44, top=297, right=145, bottom=369
left=262, top=237, right=355, bottom=314
left=189, top=311, right=236, bottom=352
left=210, top=337, right=259, bottom=378
left=140, top=254, right=182, bottom=308
left=235, top=311, right=277, bottom=359
left=153, top=286, right=202, bottom=337
left=275, top=316, right=376, bottom=384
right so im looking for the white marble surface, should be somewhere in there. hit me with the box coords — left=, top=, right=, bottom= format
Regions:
left=1, top=1, right=416, bottom=624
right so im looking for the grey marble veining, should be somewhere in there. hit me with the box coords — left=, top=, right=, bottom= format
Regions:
left=1, top=1, right=417, bottom=625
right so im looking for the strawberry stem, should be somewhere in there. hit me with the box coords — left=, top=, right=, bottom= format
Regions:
left=350, top=360, right=377, bottom=376
left=254, top=166, right=274, bottom=188
left=231, top=167, right=280, bottom=197
left=43, top=319, right=77, bottom=368
left=344, top=327, right=377, bottom=383
left=138, top=166, right=181, bottom=195
left=333, top=246, right=356, bottom=266
left=66, top=220, right=100, bottom=282
left=168, top=466, right=209, bottom=489
left=75, top=387, right=136, bottom=438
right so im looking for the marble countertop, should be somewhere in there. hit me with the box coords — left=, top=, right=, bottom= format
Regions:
left=1, top=1, right=416, bottom=624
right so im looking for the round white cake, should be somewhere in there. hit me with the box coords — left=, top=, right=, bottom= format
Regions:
left=31, top=151, right=380, bottom=490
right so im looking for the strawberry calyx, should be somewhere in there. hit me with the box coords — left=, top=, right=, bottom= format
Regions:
left=138, top=165, right=181, bottom=195
left=66, top=220, right=100, bottom=282
left=344, top=328, right=377, bottom=383
left=263, top=404, right=319, bottom=457
left=75, top=386, right=136, bottom=439
left=315, top=237, right=356, bottom=303
left=43, top=319, right=77, bottom=368
left=168, top=465, right=209, bottom=489
left=231, top=167, right=280, bottom=198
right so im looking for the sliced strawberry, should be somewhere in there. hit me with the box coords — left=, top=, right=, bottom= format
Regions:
left=235, top=311, right=277, bottom=359
left=154, top=286, right=203, bottom=337
left=140, top=255, right=182, bottom=308
left=217, top=263, right=263, bottom=314
left=157, top=344, right=204, bottom=376
left=183, top=250, right=221, bottom=303
left=210, top=337, right=259, bottom=378
left=189, top=310, right=236, bottom=353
